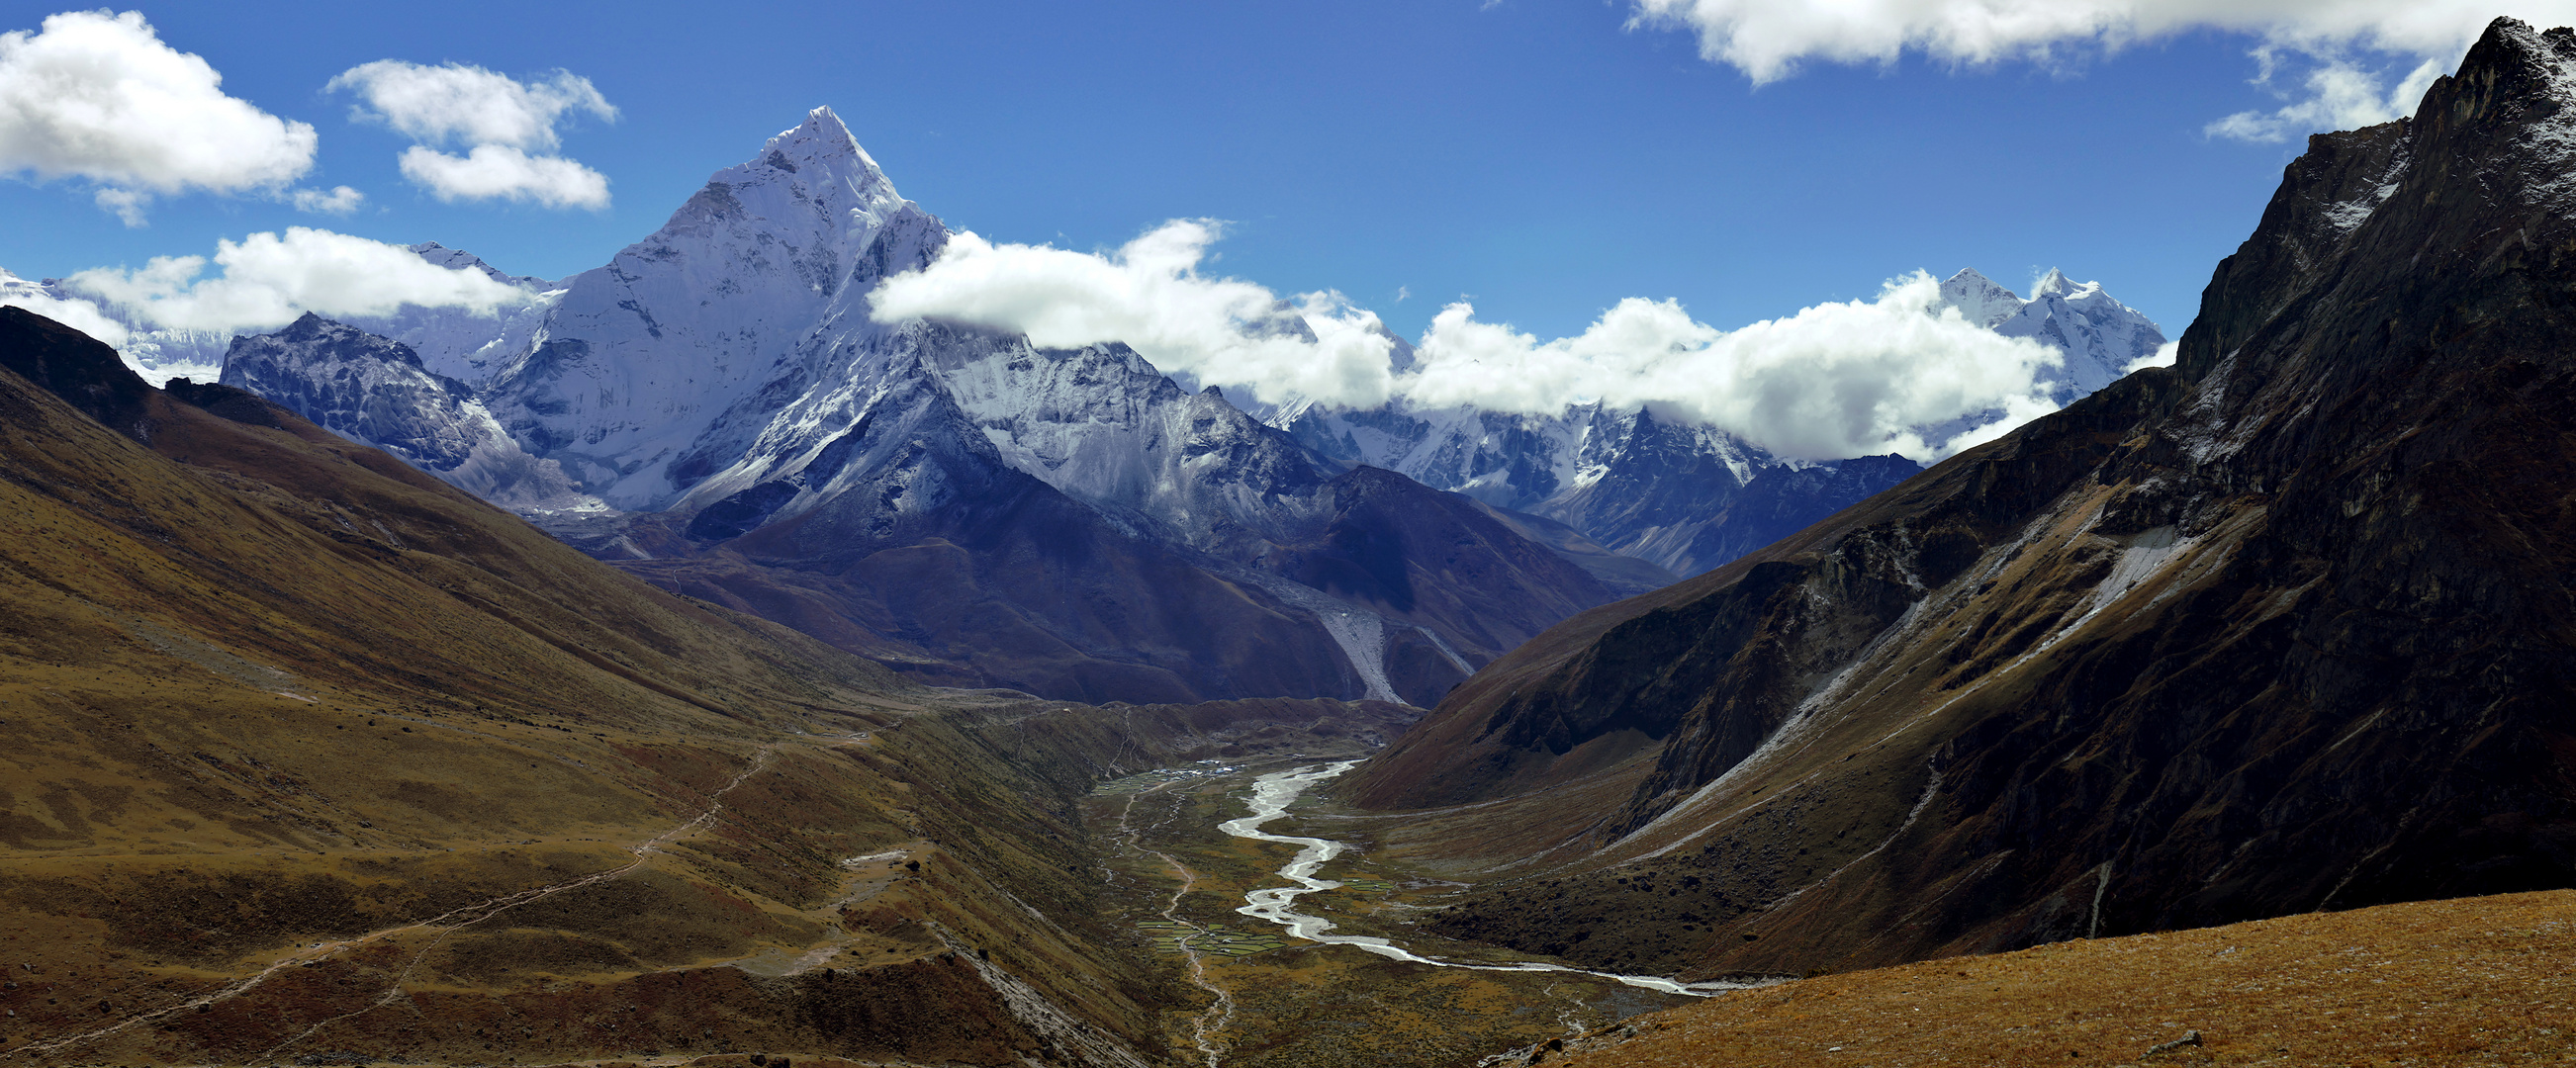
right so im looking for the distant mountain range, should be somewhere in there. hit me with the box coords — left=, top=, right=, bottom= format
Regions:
left=80, top=109, right=2161, bottom=707
left=1264, top=265, right=2163, bottom=578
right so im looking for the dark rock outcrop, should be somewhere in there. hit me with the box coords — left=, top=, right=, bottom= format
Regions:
left=0, top=305, right=154, bottom=439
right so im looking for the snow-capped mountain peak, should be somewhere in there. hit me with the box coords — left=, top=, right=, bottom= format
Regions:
left=1936, top=267, right=2027, bottom=329
left=1994, top=269, right=2163, bottom=400
left=655, top=105, right=922, bottom=282
left=1262, top=267, right=2168, bottom=578
left=759, top=107, right=895, bottom=193
left=198, top=109, right=2169, bottom=707
left=1935, top=266, right=2164, bottom=403
left=476, top=105, right=949, bottom=510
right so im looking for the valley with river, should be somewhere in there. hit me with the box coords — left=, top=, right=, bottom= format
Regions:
left=1084, top=759, right=1748, bottom=1068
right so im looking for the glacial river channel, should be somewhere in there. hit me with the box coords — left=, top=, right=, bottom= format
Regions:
left=1222, top=760, right=1757, bottom=997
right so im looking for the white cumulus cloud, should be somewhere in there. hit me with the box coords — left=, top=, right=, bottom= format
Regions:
left=60, top=226, right=534, bottom=335
left=328, top=59, right=614, bottom=209
left=397, top=144, right=608, bottom=209
left=872, top=221, right=2067, bottom=461
left=1625, top=1, right=2576, bottom=139
left=327, top=60, right=612, bottom=149
left=0, top=10, right=317, bottom=224
left=290, top=184, right=365, bottom=215
left=872, top=221, right=1403, bottom=408
left=2204, top=52, right=2445, bottom=142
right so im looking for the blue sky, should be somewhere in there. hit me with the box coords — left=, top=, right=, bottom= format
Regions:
left=0, top=0, right=2521, bottom=341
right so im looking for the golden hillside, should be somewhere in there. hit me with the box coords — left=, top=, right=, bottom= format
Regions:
left=1518, top=889, right=2576, bottom=1067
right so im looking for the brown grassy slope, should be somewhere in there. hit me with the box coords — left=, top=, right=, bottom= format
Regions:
left=0, top=308, right=1208, bottom=1066
left=0, top=309, right=1431, bottom=1066
left=1531, top=889, right=2576, bottom=1067
left=0, top=312, right=914, bottom=735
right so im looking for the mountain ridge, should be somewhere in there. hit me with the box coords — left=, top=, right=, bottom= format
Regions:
left=218, top=312, right=592, bottom=509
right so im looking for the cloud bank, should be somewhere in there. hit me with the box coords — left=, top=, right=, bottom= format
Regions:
left=326, top=61, right=611, bottom=149
left=1, top=268, right=130, bottom=346
left=872, top=221, right=2066, bottom=461
left=0, top=10, right=317, bottom=224
left=62, top=226, right=534, bottom=335
left=872, top=221, right=1404, bottom=408
left=1409, top=278, right=2062, bottom=460
left=329, top=60, right=615, bottom=209
left=1624, top=1, right=2576, bottom=140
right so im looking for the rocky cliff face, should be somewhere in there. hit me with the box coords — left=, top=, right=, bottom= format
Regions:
left=1346, top=17, right=2576, bottom=979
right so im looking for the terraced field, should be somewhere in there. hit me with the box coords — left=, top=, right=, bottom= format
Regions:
left=1094, top=764, right=1248, bottom=795
left=1137, top=920, right=1292, bottom=957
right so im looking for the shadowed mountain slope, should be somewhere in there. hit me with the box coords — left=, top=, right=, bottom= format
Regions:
left=1341, top=18, right=2576, bottom=981
left=577, top=342, right=1611, bottom=706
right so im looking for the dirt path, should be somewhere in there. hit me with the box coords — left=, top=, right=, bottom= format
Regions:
left=3, top=745, right=781, bottom=1064
left=1110, top=781, right=1237, bottom=1067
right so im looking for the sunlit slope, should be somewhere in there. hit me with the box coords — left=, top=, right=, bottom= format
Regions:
left=0, top=307, right=914, bottom=740
left=0, top=306, right=1186, bottom=1066
left=1522, top=889, right=2576, bottom=1067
